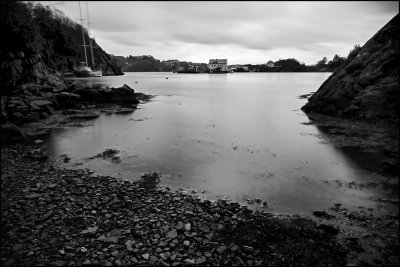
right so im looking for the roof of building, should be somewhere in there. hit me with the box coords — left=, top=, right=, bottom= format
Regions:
left=209, top=59, right=227, bottom=64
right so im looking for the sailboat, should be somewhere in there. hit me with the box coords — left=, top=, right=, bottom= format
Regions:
left=74, top=2, right=102, bottom=77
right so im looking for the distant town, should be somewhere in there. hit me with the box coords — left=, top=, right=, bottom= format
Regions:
left=110, top=47, right=360, bottom=73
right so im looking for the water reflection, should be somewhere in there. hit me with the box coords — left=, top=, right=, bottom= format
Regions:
left=44, top=72, right=389, bottom=214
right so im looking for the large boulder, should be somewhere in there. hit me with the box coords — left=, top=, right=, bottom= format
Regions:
left=0, top=52, right=65, bottom=93
left=110, top=84, right=138, bottom=104
left=75, top=84, right=138, bottom=104
left=1, top=122, right=25, bottom=143
left=75, top=87, right=109, bottom=103
left=29, top=61, right=64, bottom=88
left=55, top=92, right=82, bottom=109
left=302, top=14, right=399, bottom=125
left=1, top=97, right=7, bottom=121
left=30, top=99, right=52, bottom=107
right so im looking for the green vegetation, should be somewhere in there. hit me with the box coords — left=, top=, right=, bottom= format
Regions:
left=113, top=47, right=361, bottom=73
left=0, top=1, right=363, bottom=77
left=110, top=55, right=207, bottom=72
left=248, top=48, right=360, bottom=73
left=0, top=1, right=122, bottom=89
left=124, top=56, right=163, bottom=72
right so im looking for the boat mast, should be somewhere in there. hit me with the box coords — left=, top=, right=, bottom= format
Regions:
left=86, top=2, right=95, bottom=68
left=78, top=2, right=88, bottom=67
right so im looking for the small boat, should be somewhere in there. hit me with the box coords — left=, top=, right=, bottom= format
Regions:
left=176, top=69, right=200, bottom=74
left=75, top=2, right=103, bottom=78
left=73, top=66, right=102, bottom=77
left=175, top=67, right=200, bottom=73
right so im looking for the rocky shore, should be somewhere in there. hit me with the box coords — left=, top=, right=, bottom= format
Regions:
left=1, top=144, right=349, bottom=266
left=1, top=15, right=399, bottom=263
left=0, top=81, right=398, bottom=266
left=2, top=140, right=399, bottom=266
left=1, top=81, right=153, bottom=144
left=305, top=112, right=399, bottom=178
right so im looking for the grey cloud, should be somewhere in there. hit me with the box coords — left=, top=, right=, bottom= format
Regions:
left=45, top=1, right=398, bottom=64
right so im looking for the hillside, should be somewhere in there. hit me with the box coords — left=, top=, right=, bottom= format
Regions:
left=0, top=1, right=123, bottom=92
left=302, top=14, right=399, bottom=125
left=110, top=55, right=208, bottom=72
left=110, top=54, right=355, bottom=73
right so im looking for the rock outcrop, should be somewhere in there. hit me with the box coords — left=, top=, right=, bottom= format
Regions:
left=75, top=84, right=139, bottom=104
left=1, top=82, right=144, bottom=143
left=1, top=122, right=26, bottom=144
left=0, top=2, right=123, bottom=94
left=302, top=14, right=399, bottom=125
left=1, top=52, right=65, bottom=92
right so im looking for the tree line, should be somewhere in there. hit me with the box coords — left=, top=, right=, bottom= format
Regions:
left=112, top=45, right=362, bottom=73
left=246, top=45, right=362, bottom=72
left=0, top=1, right=122, bottom=80
left=110, top=55, right=208, bottom=72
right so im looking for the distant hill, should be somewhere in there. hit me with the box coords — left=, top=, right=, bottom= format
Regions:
left=110, top=53, right=355, bottom=73
left=109, top=55, right=208, bottom=72
left=114, top=55, right=165, bottom=72
left=0, top=1, right=123, bottom=91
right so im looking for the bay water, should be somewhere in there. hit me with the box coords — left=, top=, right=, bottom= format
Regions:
left=42, top=72, right=389, bottom=214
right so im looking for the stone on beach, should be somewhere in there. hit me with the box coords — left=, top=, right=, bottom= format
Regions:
left=81, top=225, right=98, bottom=235
left=2, top=145, right=395, bottom=266
left=125, top=240, right=134, bottom=251
left=30, top=99, right=52, bottom=107
left=167, top=229, right=178, bottom=238
left=1, top=122, right=26, bottom=143
left=184, top=223, right=191, bottom=231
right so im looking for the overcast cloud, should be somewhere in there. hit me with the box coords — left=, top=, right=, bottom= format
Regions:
left=40, top=1, right=398, bottom=64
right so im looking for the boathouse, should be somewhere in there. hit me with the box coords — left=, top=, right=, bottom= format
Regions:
left=208, top=59, right=228, bottom=72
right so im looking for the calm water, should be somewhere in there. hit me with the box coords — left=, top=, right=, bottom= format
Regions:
left=43, top=72, right=390, bottom=214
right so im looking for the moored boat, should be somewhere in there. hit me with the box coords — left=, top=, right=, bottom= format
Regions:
left=176, top=67, right=200, bottom=73
left=73, top=66, right=102, bottom=77
left=175, top=66, right=200, bottom=73
left=75, top=2, right=103, bottom=77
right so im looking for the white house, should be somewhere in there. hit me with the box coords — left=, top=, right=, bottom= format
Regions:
left=208, top=59, right=228, bottom=72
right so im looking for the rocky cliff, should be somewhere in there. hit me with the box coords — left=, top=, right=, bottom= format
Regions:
left=0, top=1, right=122, bottom=93
left=302, top=14, right=399, bottom=125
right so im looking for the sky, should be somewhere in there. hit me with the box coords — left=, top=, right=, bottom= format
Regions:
left=39, top=1, right=398, bottom=65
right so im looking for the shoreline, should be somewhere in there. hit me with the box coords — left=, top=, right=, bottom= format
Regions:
left=1, top=82, right=398, bottom=266
left=1, top=144, right=347, bottom=266
left=1, top=141, right=398, bottom=266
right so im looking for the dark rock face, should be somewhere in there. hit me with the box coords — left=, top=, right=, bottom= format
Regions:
left=1, top=122, right=26, bottom=143
left=75, top=84, right=138, bottom=104
left=1, top=98, right=8, bottom=121
left=0, top=2, right=123, bottom=93
left=302, top=14, right=399, bottom=125
left=55, top=92, right=81, bottom=109
left=1, top=81, right=143, bottom=132
left=0, top=53, right=64, bottom=92
left=110, top=84, right=137, bottom=103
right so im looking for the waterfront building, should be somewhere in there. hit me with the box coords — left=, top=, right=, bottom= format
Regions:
left=208, top=59, right=228, bottom=72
